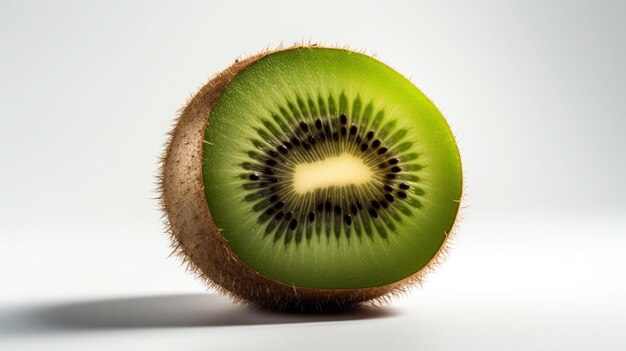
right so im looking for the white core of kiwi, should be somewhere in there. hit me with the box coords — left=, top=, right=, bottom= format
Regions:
left=293, top=153, right=373, bottom=194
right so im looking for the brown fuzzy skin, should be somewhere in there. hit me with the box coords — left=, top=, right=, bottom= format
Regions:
left=159, top=45, right=461, bottom=312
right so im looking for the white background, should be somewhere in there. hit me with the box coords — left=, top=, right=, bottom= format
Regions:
left=1, top=1, right=625, bottom=350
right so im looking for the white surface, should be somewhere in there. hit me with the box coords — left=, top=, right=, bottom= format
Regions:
left=2, top=1, right=625, bottom=350
left=1, top=213, right=625, bottom=350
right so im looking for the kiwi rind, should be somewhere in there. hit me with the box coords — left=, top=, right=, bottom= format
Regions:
left=159, top=44, right=462, bottom=312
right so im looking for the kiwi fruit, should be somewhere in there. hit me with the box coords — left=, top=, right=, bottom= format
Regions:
left=159, top=45, right=462, bottom=312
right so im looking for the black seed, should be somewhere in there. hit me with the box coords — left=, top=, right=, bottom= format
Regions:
left=398, top=191, right=408, bottom=199
left=263, top=168, right=274, bottom=175
left=356, top=200, right=363, bottom=209
left=291, top=137, right=301, bottom=146
left=270, top=186, right=279, bottom=193
left=284, top=141, right=292, bottom=149
left=384, top=193, right=395, bottom=202
left=360, top=144, right=368, bottom=152
left=316, top=203, right=323, bottom=211
left=269, top=150, right=279, bottom=158
left=379, top=162, right=386, bottom=169
left=308, top=211, right=315, bottom=222
left=400, top=183, right=410, bottom=190
left=266, top=159, right=277, bottom=166
left=302, top=141, right=310, bottom=149
left=350, top=125, right=357, bottom=135
left=249, top=173, right=260, bottom=181
left=278, top=145, right=288, bottom=154
left=275, top=211, right=285, bottom=220
left=332, top=131, right=339, bottom=141
left=270, top=195, right=279, bottom=202
left=300, top=122, right=309, bottom=132
left=319, top=133, right=326, bottom=142
left=384, top=185, right=393, bottom=192
left=315, top=119, right=322, bottom=129
left=334, top=205, right=341, bottom=215
left=366, top=131, right=374, bottom=140
left=341, top=126, right=347, bottom=136
left=372, top=139, right=381, bottom=148
left=371, top=200, right=381, bottom=210
left=289, top=219, right=298, bottom=230
left=386, top=174, right=396, bottom=179
left=274, top=201, right=285, bottom=209
left=264, top=207, right=275, bottom=216
left=389, top=158, right=399, bottom=165
left=350, top=204, right=358, bottom=215
left=285, top=212, right=293, bottom=220
left=380, top=200, right=389, bottom=209
left=308, top=136, right=316, bottom=145
left=259, top=181, right=271, bottom=187
left=340, top=114, right=347, bottom=124
left=325, top=201, right=332, bottom=211
left=368, top=208, right=378, bottom=218
left=344, top=215, right=352, bottom=225
left=391, top=166, right=401, bottom=173
left=378, top=147, right=388, bottom=155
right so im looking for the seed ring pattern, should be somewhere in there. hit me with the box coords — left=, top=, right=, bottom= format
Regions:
left=240, top=94, right=426, bottom=245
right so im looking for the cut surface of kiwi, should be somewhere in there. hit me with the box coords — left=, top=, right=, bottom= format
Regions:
left=161, top=46, right=462, bottom=311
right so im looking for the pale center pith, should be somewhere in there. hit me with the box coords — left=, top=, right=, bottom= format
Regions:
left=293, top=153, right=373, bottom=194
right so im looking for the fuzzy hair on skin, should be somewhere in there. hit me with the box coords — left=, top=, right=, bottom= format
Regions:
left=157, top=44, right=464, bottom=313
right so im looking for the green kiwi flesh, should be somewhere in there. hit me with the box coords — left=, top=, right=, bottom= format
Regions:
left=161, top=46, right=462, bottom=312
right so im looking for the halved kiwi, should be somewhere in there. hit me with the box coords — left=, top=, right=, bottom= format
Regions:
left=160, top=45, right=462, bottom=312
